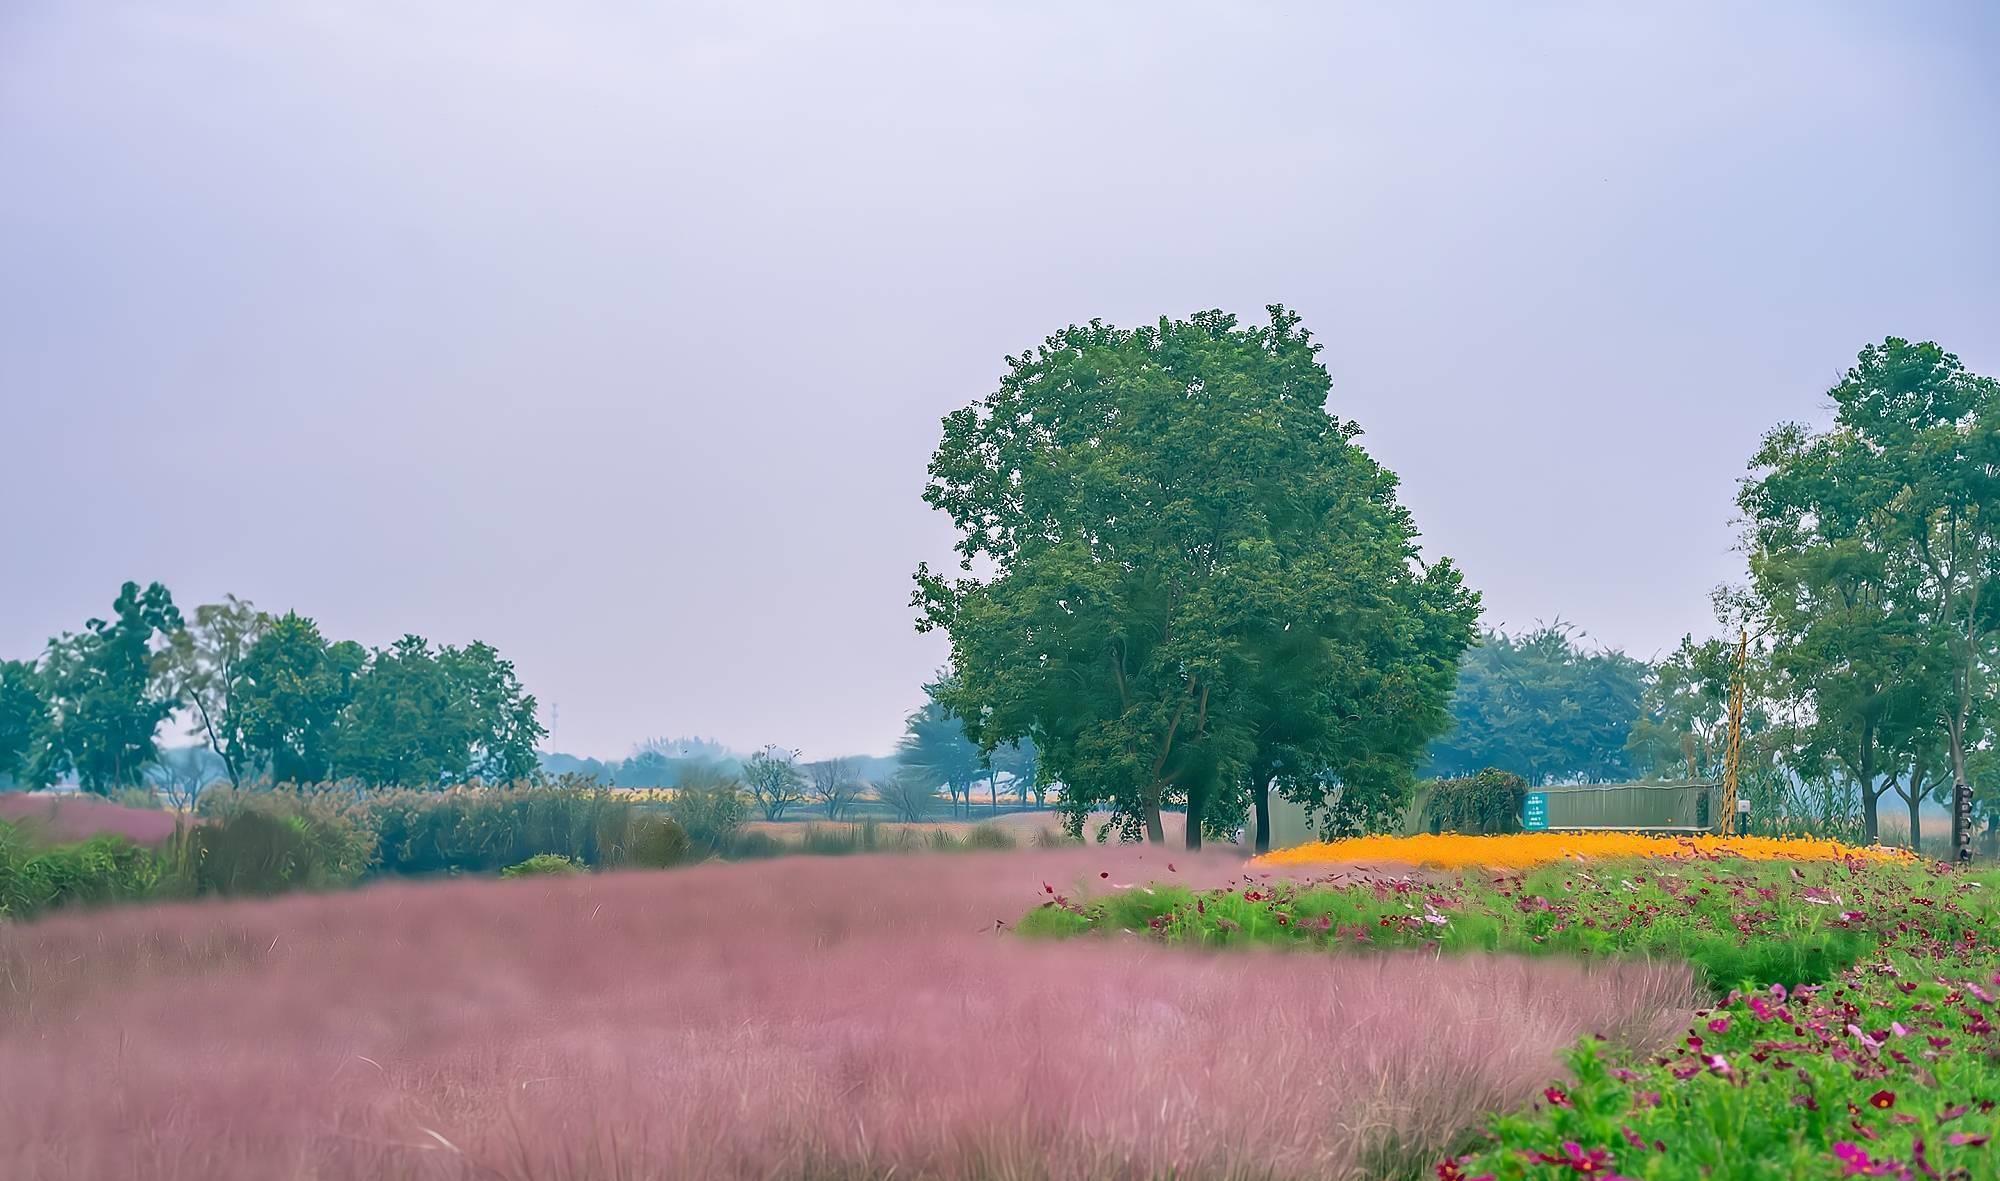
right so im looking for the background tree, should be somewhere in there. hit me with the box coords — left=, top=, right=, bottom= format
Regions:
left=33, top=581, right=184, bottom=793
left=917, top=308, right=1475, bottom=848
left=235, top=612, right=365, bottom=783
left=895, top=694, right=982, bottom=817
left=146, top=745, right=227, bottom=811
left=805, top=756, right=860, bottom=819
left=742, top=745, right=807, bottom=820
left=1425, top=623, right=1649, bottom=786
left=1828, top=341, right=2000, bottom=849
left=157, top=595, right=269, bottom=789
left=872, top=770, right=939, bottom=822
left=1737, top=340, right=1991, bottom=842
left=335, top=636, right=478, bottom=787
left=988, top=738, right=1040, bottom=807
left=0, top=659, right=48, bottom=788
left=440, top=640, right=546, bottom=783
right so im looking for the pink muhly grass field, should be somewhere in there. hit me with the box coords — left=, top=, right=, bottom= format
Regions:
left=0, top=791, right=181, bottom=846
left=0, top=848, right=1699, bottom=1181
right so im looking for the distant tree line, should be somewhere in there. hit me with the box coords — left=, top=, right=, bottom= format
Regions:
left=0, top=584, right=544, bottom=799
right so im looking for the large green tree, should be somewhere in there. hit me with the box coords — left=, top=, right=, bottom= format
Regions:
left=439, top=640, right=546, bottom=783
left=34, top=581, right=184, bottom=792
left=916, top=307, right=1476, bottom=848
left=236, top=612, right=367, bottom=784
left=1739, top=339, right=1992, bottom=845
left=1425, top=624, right=1650, bottom=787
left=335, top=636, right=477, bottom=787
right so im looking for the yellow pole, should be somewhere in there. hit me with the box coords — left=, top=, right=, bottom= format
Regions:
left=1720, top=628, right=1747, bottom=836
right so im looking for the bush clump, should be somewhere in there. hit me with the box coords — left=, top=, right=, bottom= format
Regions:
left=0, top=822, right=164, bottom=919
left=189, top=789, right=376, bottom=896
left=665, top=769, right=746, bottom=855
left=617, top=815, right=692, bottom=869
left=500, top=853, right=582, bottom=878
left=369, top=784, right=631, bottom=875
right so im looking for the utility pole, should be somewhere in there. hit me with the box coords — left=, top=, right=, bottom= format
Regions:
left=1720, top=628, right=1748, bottom=836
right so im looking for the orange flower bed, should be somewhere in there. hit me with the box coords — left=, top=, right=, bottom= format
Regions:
left=1252, top=830, right=1914, bottom=870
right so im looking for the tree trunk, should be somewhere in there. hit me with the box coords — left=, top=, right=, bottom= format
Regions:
left=1143, top=792, right=1165, bottom=844
left=1185, top=789, right=1204, bottom=852
left=1858, top=723, right=1878, bottom=845
left=1253, top=775, right=1273, bottom=855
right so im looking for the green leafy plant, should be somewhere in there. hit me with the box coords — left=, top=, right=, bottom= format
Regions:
left=617, top=815, right=691, bottom=869
left=500, top=853, right=581, bottom=878
left=0, top=822, right=164, bottom=919
left=1422, top=768, right=1528, bottom=835
left=665, top=767, right=746, bottom=855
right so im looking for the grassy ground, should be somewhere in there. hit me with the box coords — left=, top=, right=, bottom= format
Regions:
left=0, top=847, right=1693, bottom=1181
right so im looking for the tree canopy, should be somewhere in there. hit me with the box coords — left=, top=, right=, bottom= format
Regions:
left=916, top=307, right=1477, bottom=847
left=2, top=586, right=545, bottom=793
left=1425, top=623, right=1650, bottom=787
left=1738, top=338, right=1999, bottom=845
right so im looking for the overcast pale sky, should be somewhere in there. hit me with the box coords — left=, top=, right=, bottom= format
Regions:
left=3, top=2, right=1997, bottom=760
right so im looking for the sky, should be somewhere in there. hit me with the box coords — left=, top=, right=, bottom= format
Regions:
left=3, top=2, right=1998, bottom=761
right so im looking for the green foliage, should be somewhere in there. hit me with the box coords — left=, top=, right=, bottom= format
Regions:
left=500, top=853, right=581, bottom=878
left=0, top=660, right=48, bottom=787
left=334, top=635, right=481, bottom=787
left=1426, top=623, right=1649, bottom=786
left=33, top=581, right=184, bottom=792
left=155, top=595, right=269, bottom=791
left=190, top=788, right=376, bottom=895
left=617, top=814, right=692, bottom=868
left=439, top=641, right=546, bottom=784
left=235, top=625, right=546, bottom=790
left=664, top=766, right=747, bottom=854
left=917, top=307, right=1476, bottom=848
left=1738, top=338, right=2000, bottom=846
left=1420, top=768, right=1528, bottom=834
left=235, top=611, right=366, bottom=784
left=895, top=691, right=983, bottom=815
left=0, top=822, right=164, bottom=919
left=367, top=783, right=628, bottom=875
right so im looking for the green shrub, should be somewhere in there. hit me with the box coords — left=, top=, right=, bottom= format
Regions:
left=617, top=815, right=692, bottom=869
left=0, top=822, right=164, bottom=919
left=500, top=853, right=581, bottom=878
left=666, top=773, right=747, bottom=855
left=369, top=785, right=631, bottom=875
left=1420, top=767, right=1527, bottom=835
left=191, top=788, right=376, bottom=895
left=964, top=823, right=1016, bottom=850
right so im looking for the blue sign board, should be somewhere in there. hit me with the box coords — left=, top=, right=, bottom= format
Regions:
left=1522, top=791, right=1550, bottom=831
